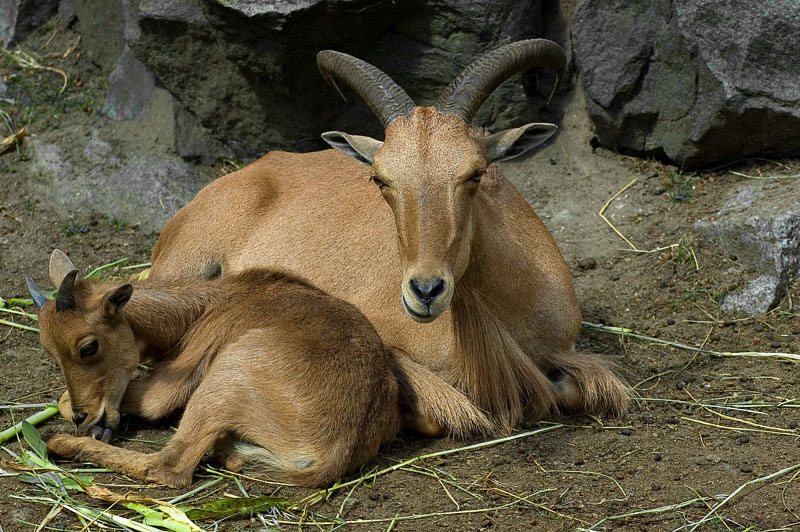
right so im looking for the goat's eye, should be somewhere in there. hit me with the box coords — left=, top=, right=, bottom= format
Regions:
left=468, top=170, right=486, bottom=183
left=371, top=175, right=388, bottom=189
left=79, top=339, right=98, bottom=359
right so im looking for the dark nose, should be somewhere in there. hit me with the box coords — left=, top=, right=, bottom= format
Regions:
left=73, top=412, right=87, bottom=426
left=409, top=278, right=446, bottom=305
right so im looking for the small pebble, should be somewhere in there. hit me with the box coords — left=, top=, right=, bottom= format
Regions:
left=654, top=453, right=663, bottom=462
left=614, top=471, right=625, bottom=480
left=666, top=417, right=680, bottom=425
left=574, top=458, right=585, bottom=466
left=771, top=341, right=782, bottom=349
left=789, top=420, right=798, bottom=429
left=368, top=491, right=381, bottom=501
left=651, top=483, right=662, bottom=491
left=676, top=381, right=685, bottom=390
left=578, top=257, right=597, bottom=270
left=740, top=464, right=753, bottom=473
left=667, top=318, right=676, bottom=326
left=729, top=254, right=738, bottom=261
left=736, top=435, right=750, bottom=444
left=611, top=272, right=620, bottom=281
left=710, top=334, right=720, bottom=341
left=653, top=185, right=667, bottom=195
left=620, top=428, right=632, bottom=436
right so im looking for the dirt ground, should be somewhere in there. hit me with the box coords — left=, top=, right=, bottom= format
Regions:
left=2, top=22, right=800, bottom=532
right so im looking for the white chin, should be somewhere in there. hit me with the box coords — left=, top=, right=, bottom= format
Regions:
left=402, top=295, right=439, bottom=323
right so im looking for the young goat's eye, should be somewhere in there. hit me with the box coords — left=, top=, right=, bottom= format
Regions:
left=469, top=170, right=486, bottom=183
left=79, top=339, right=99, bottom=359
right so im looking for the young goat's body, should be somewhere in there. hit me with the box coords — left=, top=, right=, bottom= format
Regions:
left=35, top=261, right=399, bottom=488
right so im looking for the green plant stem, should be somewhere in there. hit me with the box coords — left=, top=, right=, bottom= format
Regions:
left=0, top=405, right=59, bottom=445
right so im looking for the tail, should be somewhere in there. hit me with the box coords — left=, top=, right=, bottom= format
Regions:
left=549, top=351, right=630, bottom=417
left=389, top=349, right=497, bottom=439
left=223, top=442, right=350, bottom=488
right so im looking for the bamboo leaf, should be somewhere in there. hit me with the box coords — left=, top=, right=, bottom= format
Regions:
left=21, top=420, right=47, bottom=460
left=179, top=495, right=288, bottom=520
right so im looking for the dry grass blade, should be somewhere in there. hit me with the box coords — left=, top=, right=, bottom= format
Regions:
left=598, top=177, right=639, bottom=251
left=730, top=170, right=800, bottom=180
left=294, top=425, right=564, bottom=508
left=0, top=128, right=26, bottom=154
left=0, top=48, right=69, bottom=92
left=582, top=322, right=800, bottom=362
left=580, top=494, right=721, bottom=530
left=682, top=463, right=800, bottom=532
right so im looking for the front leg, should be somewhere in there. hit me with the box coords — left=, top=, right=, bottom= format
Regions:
left=58, top=391, right=73, bottom=422
left=120, top=358, right=204, bottom=420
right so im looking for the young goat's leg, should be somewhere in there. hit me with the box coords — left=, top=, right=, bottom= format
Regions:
left=121, top=354, right=207, bottom=420
left=48, top=409, right=225, bottom=488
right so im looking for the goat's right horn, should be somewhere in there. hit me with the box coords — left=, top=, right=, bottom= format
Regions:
left=25, top=270, right=46, bottom=309
left=55, top=270, right=78, bottom=312
left=436, top=39, right=567, bottom=124
left=317, top=50, right=416, bottom=128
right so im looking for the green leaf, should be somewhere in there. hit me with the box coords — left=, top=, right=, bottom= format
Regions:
left=21, top=420, right=47, bottom=460
left=85, top=258, right=128, bottom=280
left=179, top=495, right=288, bottom=520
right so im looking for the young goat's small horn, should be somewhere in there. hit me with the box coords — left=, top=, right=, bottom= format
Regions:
left=25, top=270, right=47, bottom=309
left=55, top=269, right=78, bottom=312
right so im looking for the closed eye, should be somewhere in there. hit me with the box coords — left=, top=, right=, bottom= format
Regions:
left=467, top=169, right=486, bottom=183
left=371, top=175, right=388, bottom=189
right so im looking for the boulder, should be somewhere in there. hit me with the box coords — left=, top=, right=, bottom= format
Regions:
left=572, top=0, right=800, bottom=168
left=0, top=0, right=58, bottom=47
left=124, top=0, right=552, bottom=158
left=694, top=181, right=800, bottom=315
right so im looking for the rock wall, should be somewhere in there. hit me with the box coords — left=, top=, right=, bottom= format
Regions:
left=572, top=0, right=800, bottom=168
left=76, top=0, right=559, bottom=159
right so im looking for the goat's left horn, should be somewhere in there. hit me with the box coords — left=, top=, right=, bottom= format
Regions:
left=25, top=270, right=47, bottom=309
left=317, top=50, right=416, bottom=128
left=436, top=39, right=567, bottom=124
left=55, top=270, right=78, bottom=312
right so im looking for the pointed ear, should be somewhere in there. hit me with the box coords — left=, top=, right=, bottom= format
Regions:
left=101, top=284, right=133, bottom=320
left=481, top=123, right=558, bottom=163
left=322, top=131, right=383, bottom=166
left=49, top=249, right=77, bottom=288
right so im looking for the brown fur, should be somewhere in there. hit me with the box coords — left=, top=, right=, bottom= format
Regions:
left=149, top=106, right=629, bottom=436
left=37, top=262, right=399, bottom=488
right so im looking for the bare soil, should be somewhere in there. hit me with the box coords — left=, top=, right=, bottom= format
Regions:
left=1, top=21, right=799, bottom=532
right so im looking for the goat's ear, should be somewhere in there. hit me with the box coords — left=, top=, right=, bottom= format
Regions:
left=49, top=249, right=77, bottom=288
left=481, top=123, right=557, bottom=163
left=101, top=284, right=133, bottom=320
left=322, top=131, right=383, bottom=166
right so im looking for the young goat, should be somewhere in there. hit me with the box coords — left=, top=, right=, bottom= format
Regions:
left=27, top=250, right=399, bottom=488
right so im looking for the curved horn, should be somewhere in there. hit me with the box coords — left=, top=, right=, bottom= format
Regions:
left=25, top=270, right=47, bottom=309
left=55, top=270, right=78, bottom=312
left=436, top=39, right=567, bottom=124
left=317, top=50, right=415, bottom=128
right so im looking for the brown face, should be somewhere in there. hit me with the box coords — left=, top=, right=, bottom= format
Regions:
left=371, top=108, right=487, bottom=322
left=36, top=284, right=138, bottom=435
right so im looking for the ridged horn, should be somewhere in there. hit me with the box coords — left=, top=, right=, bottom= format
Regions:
left=436, top=39, right=567, bottom=124
left=55, top=270, right=78, bottom=312
left=317, top=50, right=416, bottom=128
left=25, top=270, right=46, bottom=309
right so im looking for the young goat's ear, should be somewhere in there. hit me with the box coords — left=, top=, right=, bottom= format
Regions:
left=101, top=284, right=133, bottom=320
left=481, top=123, right=558, bottom=163
left=321, top=131, right=383, bottom=166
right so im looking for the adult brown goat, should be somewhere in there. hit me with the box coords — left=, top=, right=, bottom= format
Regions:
left=150, top=40, right=629, bottom=436
left=28, top=250, right=399, bottom=488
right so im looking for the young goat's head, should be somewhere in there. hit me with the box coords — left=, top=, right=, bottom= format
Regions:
left=27, top=250, right=136, bottom=439
left=318, top=40, right=565, bottom=322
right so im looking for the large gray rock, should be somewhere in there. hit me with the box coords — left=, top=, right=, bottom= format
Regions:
left=124, top=0, right=552, bottom=158
left=572, top=0, right=800, bottom=168
left=694, top=182, right=800, bottom=315
left=0, top=0, right=58, bottom=46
